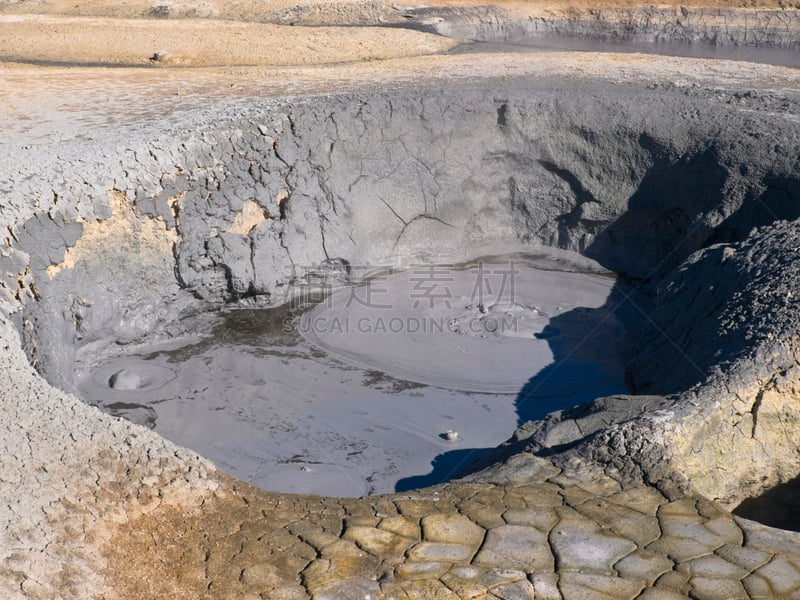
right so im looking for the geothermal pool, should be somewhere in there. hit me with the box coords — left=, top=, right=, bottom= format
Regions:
left=77, top=251, right=640, bottom=497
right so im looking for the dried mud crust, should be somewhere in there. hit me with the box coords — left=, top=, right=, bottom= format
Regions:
left=103, top=470, right=800, bottom=599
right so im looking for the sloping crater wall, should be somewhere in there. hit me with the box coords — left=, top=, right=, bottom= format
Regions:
left=4, top=77, right=800, bottom=505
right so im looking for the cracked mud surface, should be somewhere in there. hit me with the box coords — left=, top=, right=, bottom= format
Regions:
left=104, top=469, right=800, bottom=599
left=4, top=1, right=800, bottom=598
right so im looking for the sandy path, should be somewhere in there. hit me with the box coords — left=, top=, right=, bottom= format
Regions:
left=0, top=14, right=457, bottom=67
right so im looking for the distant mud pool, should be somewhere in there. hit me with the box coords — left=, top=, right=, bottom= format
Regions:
left=77, top=252, right=642, bottom=497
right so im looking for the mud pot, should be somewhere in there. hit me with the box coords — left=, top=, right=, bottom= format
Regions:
left=77, top=250, right=643, bottom=496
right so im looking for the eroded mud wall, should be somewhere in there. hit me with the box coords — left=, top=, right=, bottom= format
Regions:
left=417, top=6, right=800, bottom=50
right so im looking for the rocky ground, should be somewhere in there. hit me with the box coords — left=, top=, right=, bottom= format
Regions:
left=3, top=1, right=800, bottom=598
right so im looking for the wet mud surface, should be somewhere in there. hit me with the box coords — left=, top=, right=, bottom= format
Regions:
left=452, top=37, right=800, bottom=68
left=77, top=252, right=640, bottom=497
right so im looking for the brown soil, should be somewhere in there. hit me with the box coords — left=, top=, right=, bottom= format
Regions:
left=0, top=15, right=457, bottom=67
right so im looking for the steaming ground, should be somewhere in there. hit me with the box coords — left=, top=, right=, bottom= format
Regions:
left=77, top=250, right=639, bottom=497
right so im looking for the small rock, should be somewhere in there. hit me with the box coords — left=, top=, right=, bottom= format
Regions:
left=442, top=429, right=460, bottom=442
left=150, top=49, right=172, bottom=64
left=150, top=5, right=170, bottom=18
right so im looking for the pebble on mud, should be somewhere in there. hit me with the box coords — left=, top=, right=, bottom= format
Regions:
left=442, top=429, right=460, bottom=442
left=150, top=49, right=173, bottom=64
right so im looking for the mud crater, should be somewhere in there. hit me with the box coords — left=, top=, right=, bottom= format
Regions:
left=12, top=78, right=800, bottom=515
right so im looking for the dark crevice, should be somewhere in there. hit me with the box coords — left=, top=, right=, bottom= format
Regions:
left=496, top=101, right=509, bottom=128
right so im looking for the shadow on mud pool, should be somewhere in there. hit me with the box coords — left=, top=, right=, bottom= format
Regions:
left=396, top=278, right=647, bottom=492
left=515, top=281, right=647, bottom=425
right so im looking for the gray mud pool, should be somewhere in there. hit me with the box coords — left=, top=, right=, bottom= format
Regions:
left=77, top=251, right=642, bottom=497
